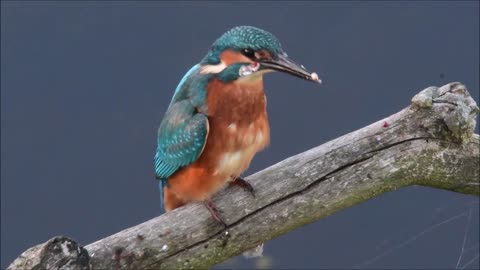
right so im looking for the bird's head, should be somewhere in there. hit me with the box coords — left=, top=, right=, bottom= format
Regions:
left=200, top=26, right=321, bottom=83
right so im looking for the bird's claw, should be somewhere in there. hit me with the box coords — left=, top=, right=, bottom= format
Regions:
left=230, top=176, right=256, bottom=197
left=203, top=200, right=227, bottom=227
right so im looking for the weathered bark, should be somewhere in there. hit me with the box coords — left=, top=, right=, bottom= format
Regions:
left=7, top=237, right=90, bottom=270
left=8, top=82, right=479, bottom=270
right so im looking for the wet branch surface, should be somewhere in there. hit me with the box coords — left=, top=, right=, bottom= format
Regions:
left=8, top=82, right=479, bottom=270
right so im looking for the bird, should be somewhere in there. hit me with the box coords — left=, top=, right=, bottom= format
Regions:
left=154, top=26, right=320, bottom=225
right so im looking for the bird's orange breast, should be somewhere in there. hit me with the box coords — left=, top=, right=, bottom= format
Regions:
left=166, top=77, right=270, bottom=207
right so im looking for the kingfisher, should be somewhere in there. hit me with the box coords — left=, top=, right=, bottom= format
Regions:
left=154, top=26, right=320, bottom=225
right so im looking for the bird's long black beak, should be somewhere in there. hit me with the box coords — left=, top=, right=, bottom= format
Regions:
left=259, top=53, right=321, bottom=83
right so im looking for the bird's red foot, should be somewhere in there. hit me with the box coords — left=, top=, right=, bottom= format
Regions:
left=203, top=200, right=227, bottom=227
left=230, top=176, right=255, bottom=197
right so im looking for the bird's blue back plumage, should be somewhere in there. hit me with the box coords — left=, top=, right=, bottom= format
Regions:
left=154, top=65, right=213, bottom=210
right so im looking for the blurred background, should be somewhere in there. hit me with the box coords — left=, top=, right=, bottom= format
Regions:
left=1, top=1, right=479, bottom=269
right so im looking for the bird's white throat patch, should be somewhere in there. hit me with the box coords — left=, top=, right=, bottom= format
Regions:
left=239, top=62, right=260, bottom=77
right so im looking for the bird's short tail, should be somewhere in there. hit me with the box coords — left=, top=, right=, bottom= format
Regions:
left=158, top=178, right=167, bottom=212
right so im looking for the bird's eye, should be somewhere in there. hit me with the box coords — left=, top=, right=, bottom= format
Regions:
left=241, top=48, right=255, bottom=58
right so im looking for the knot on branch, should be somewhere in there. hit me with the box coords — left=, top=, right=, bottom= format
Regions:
left=7, top=236, right=90, bottom=270
left=411, top=82, right=479, bottom=143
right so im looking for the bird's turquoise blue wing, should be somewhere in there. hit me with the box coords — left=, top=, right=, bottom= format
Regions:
left=154, top=64, right=211, bottom=210
left=154, top=102, right=209, bottom=179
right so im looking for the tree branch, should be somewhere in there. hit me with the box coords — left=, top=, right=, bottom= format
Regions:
left=8, top=82, right=479, bottom=270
